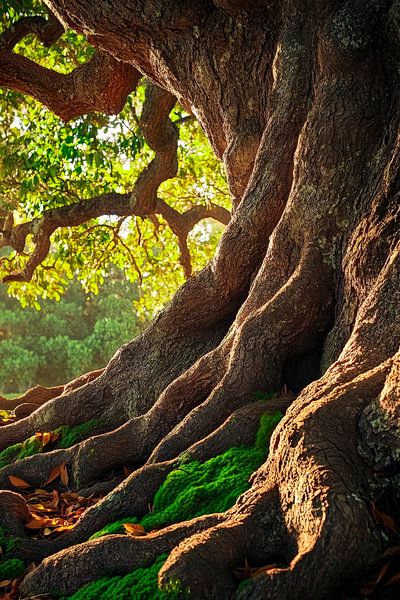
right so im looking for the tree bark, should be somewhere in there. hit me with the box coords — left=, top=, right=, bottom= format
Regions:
left=0, top=0, right=399, bottom=598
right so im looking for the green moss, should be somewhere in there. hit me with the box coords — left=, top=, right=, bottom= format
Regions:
left=237, top=578, right=252, bottom=591
left=69, top=409, right=283, bottom=600
left=0, top=419, right=101, bottom=469
left=57, top=419, right=101, bottom=449
left=0, top=443, right=20, bottom=468
left=0, top=436, right=42, bottom=468
left=92, top=410, right=282, bottom=538
left=0, top=527, right=25, bottom=581
left=0, top=558, right=25, bottom=579
left=65, top=555, right=187, bottom=600
left=0, top=527, right=20, bottom=557
left=255, top=411, right=282, bottom=450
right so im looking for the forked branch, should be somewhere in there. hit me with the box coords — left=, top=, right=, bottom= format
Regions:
left=0, top=13, right=139, bottom=120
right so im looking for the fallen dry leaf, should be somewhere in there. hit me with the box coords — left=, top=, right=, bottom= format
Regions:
left=371, top=502, right=399, bottom=534
left=25, top=516, right=47, bottom=530
left=375, top=561, right=390, bottom=586
left=386, top=572, right=400, bottom=586
left=60, top=463, right=69, bottom=487
left=8, top=475, right=31, bottom=489
left=123, top=523, right=146, bottom=536
left=44, top=466, right=62, bottom=486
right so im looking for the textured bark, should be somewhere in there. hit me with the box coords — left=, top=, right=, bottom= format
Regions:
left=0, top=0, right=399, bottom=598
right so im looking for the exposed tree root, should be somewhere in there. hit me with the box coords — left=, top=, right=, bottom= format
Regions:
left=16, top=245, right=394, bottom=598
left=159, top=247, right=400, bottom=599
left=0, top=491, right=31, bottom=537
left=4, top=399, right=290, bottom=565
left=20, top=514, right=224, bottom=597
left=158, top=360, right=393, bottom=599
left=0, top=368, right=104, bottom=413
left=0, top=4, right=398, bottom=599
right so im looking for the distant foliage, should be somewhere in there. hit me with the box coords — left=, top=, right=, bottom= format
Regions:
left=0, top=276, right=142, bottom=392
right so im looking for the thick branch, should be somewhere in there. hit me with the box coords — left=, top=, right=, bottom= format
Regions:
left=0, top=14, right=64, bottom=50
left=1, top=80, right=229, bottom=282
left=0, top=50, right=140, bottom=121
left=156, top=198, right=231, bottom=277
left=45, top=1, right=211, bottom=35
left=0, top=14, right=139, bottom=121
left=1, top=196, right=229, bottom=283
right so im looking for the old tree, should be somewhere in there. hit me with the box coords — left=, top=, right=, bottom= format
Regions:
left=0, top=0, right=399, bottom=598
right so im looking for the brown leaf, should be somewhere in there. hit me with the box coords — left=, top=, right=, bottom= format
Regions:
left=44, top=466, right=62, bottom=486
left=25, top=517, right=47, bottom=530
left=375, top=561, right=390, bottom=586
left=370, top=503, right=399, bottom=533
left=385, top=572, right=400, bottom=586
left=0, top=580, right=12, bottom=588
left=123, top=523, right=146, bottom=536
left=52, top=524, right=76, bottom=533
left=383, top=546, right=400, bottom=557
left=8, top=475, right=31, bottom=489
left=48, top=490, right=60, bottom=509
left=31, top=488, right=51, bottom=496
left=60, top=463, right=69, bottom=487
left=26, top=503, right=54, bottom=514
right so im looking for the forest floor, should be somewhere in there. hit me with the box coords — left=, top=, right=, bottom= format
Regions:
left=1, top=407, right=400, bottom=600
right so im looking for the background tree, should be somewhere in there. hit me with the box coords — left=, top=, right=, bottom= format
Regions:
left=0, top=1, right=399, bottom=599
left=0, top=276, right=143, bottom=392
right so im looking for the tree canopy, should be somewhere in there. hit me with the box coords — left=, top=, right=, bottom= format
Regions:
left=0, top=0, right=230, bottom=316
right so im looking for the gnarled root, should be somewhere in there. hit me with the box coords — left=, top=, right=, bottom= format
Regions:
left=0, top=368, right=104, bottom=414
left=20, top=514, right=224, bottom=597
left=12, top=398, right=290, bottom=565
left=0, top=491, right=31, bottom=537
left=160, top=365, right=390, bottom=599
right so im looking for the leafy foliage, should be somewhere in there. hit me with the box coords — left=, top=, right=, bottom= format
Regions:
left=0, top=276, right=142, bottom=392
left=0, top=1, right=229, bottom=317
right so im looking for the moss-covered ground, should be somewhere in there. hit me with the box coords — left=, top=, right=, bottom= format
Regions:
left=0, top=410, right=283, bottom=597
left=64, top=554, right=186, bottom=600
left=92, top=411, right=282, bottom=538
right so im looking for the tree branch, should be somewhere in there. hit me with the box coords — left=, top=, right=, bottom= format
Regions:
left=45, top=1, right=211, bottom=35
left=0, top=14, right=139, bottom=121
left=155, top=198, right=230, bottom=277
left=0, top=193, right=230, bottom=283
left=0, top=81, right=230, bottom=283
left=0, top=14, right=64, bottom=50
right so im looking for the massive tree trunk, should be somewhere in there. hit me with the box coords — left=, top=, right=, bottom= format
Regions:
left=0, top=1, right=399, bottom=598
